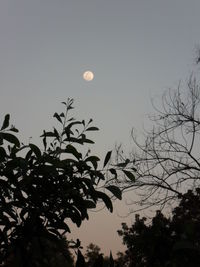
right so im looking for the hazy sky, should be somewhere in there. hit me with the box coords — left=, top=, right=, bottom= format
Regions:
left=1, top=0, right=200, bottom=256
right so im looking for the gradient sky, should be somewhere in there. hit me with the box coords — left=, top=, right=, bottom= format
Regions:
left=1, top=0, right=200, bottom=256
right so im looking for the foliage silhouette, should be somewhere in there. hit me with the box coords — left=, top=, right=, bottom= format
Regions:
left=0, top=99, right=126, bottom=266
left=118, top=188, right=200, bottom=267
left=85, top=243, right=101, bottom=267
left=75, top=247, right=115, bottom=267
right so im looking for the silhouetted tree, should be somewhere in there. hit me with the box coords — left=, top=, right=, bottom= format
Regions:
left=84, top=243, right=113, bottom=267
left=0, top=99, right=130, bottom=266
left=114, top=251, right=128, bottom=267
left=85, top=243, right=101, bottom=267
left=118, top=188, right=200, bottom=267
left=117, top=75, right=200, bottom=209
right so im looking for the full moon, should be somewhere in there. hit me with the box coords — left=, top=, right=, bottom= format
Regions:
left=83, top=71, right=94, bottom=81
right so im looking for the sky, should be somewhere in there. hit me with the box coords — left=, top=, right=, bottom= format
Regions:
left=1, top=0, right=200, bottom=256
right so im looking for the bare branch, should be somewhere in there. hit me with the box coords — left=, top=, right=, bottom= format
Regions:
left=117, top=76, right=200, bottom=209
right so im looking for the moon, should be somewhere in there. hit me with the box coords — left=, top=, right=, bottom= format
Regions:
left=83, top=71, right=94, bottom=81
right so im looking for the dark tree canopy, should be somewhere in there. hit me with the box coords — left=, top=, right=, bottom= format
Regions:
left=85, top=243, right=101, bottom=267
left=0, top=99, right=130, bottom=266
left=118, top=188, right=200, bottom=267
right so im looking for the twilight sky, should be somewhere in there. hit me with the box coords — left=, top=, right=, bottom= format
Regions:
left=1, top=0, right=200, bottom=256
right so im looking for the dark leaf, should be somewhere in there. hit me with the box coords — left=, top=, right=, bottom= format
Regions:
left=43, top=136, right=47, bottom=150
left=1, top=114, right=10, bottom=130
left=10, top=126, right=19, bottom=132
left=63, top=137, right=82, bottom=144
left=85, top=156, right=100, bottom=169
left=53, top=112, right=63, bottom=123
left=59, top=112, right=65, bottom=117
left=82, top=138, right=94, bottom=144
left=95, top=170, right=105, bottom=181
left=0, top=133, right=20, bottom=147
left=109, top=168, right=117, bottom=178
left=65, top=144, right=82, bottom=159
left=123, top=170, right=135, bottom=182
left=104, top=151, right=112, bottom=168
left=106, top=185, right=122, bottom=200
left=65, top=121, right=82, bottom=131
left=63, top=135, right=71, bottom=142
left=67, top=117, right=74, bottom=122
left=86, top=127, right=99, bottom=131
left=96, top=191, right=113, bottom=212
left=67, top=105, right=74, bottom=110
left=117, top=159, right=130, bottom=168
left=40, top=131, right=56, bottom=137
left=29, top=143, right=41, bottom=158
left=53, top=127, right=60, bottom=139
left=85, top=156, right=100, bottom=162
left=25, top=149, right=33, bottom=160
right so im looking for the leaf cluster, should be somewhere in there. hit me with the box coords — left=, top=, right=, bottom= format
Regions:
left=0, top=99, right=122, bottom=265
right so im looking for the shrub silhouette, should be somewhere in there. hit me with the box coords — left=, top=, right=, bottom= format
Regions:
left=0, top=99, right=126, bottom=266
